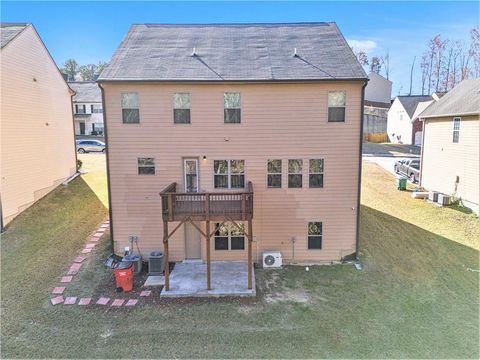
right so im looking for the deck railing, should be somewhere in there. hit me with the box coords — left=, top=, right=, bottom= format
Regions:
left=160, top=182, right=254, bottom=221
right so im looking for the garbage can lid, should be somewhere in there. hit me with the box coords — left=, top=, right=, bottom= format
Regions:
left=115, top=261, right=133, bottom=269
left=150, top=251, right=163, bottom=257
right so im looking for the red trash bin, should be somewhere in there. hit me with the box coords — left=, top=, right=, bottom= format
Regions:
left=113, top=261, right=134, bottom=292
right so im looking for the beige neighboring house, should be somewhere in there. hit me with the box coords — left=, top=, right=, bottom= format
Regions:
left=420, top=78, right=480, bottom=215
left=363, top=72, right=392, bottom=138
left=98, top=23, right=367, bottom=288
left=68, top=81, right=104, bottom=136
left=0, top=23, right=76, bottom=227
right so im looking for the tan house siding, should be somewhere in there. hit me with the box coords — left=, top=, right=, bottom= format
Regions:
left=102, top=81, right=363, bottom=263
left=421, top=115, right=480, bottom=215
left=0, top=25, right=76, bottom=224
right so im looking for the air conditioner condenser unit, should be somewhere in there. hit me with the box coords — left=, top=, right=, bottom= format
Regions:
left=262, top=251, right=282, bottom=268
left=437, top=194, right=452, bottom=206
left=428, top=191, right=439, bottom=202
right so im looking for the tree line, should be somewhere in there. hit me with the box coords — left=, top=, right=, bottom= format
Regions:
left=61, top=59, right=108, bottom=81
left=355, top=26, right=479, bottom=95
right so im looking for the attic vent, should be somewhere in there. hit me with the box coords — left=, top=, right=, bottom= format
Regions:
left=191, top=47, right=196, bottom=57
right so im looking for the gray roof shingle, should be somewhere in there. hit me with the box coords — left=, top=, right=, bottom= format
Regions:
left=99, top=23, right=367, bottom=82
left=69, top=82, right=102, bottom=102
left=420, top=78, right=480, bottom=118
left=1, top=23, right=28, bottom=48
left=396, top=95, right=433, bottom=118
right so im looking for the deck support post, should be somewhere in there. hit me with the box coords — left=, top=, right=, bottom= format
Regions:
left=163, top=220, right=170, bottom=291
left=247, top=218, right=253, bottom=290
left=206, top=220, right=211, bottom=290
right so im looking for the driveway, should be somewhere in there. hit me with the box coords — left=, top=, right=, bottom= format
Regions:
left=363, top=142, right=420, bottom=157
left=364, top=157, right=415, bottom=181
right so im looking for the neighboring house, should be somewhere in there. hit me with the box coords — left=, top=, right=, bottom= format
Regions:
left=0, top=23, right=76, bottom=227
left=98, top=23, right=367, bottom=288
left=68, top=81, right=104, bottom=136
left=387, top=95, right=433, bottom=145
left=363, top=72, right=392, bottom=138
left=419, top=78, right=480, bottom=215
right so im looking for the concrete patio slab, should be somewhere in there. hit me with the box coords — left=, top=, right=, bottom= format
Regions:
left=144, top=276, right=165, bottom=287
left=160, top=261, right=255, bottom=297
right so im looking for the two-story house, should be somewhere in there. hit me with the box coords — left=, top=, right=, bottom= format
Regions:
left=1, top=23, right=76, bottom=227
left=69, top=81, right=104, bottom=136
left=98, top=23, right=367, bottom=290
left=363, top=72, right=392, bottom=141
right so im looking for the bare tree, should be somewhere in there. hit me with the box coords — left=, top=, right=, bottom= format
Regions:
left=381, top=50, right=390, bottom=80
left=369, top=56, right=382, bottom=74
left=470, top=27, right=480, bottom=77
left=356, top=51, right=369, bottom=67
left=409, top=56, right=416, bottom=95
left=420, top=54, right=429, bottom=95
left=79, top=64, right=97, bottom=81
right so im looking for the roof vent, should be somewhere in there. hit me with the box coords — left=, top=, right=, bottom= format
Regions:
left=191, top=47, right=197, bottom=57
left=293, top=48, right=298, bottom=57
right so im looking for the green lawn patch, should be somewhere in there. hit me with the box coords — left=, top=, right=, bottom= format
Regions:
left=1, top=160, right=478, bottom=358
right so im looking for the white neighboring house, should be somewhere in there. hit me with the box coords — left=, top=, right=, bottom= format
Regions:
left=68, top=81, right=104, bottom=136
left=387, top=95, right=433, bottom=145
left=363, top=72, right=392, bottom=135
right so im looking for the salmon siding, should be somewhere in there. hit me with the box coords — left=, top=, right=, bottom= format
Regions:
left=99, top=23, right=367, bottom=264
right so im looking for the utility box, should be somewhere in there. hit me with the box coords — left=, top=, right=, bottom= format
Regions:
left=149, top=251, right=164, bottom=276
left=428, top=191, right=439, bottom=202
left=123, top=253, right=142, bottom=275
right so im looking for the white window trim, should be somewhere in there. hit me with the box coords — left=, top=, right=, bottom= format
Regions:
left=307, top=221, right=323, bottom=250
left=214, top=222, right=246, bottom=251
left=266, top=159, right=282, bottom=189
left=308, top=158, right=325, bottom=188
left=452, top=117, right=461, bottom=143
left=287, top=159, right=303, bottom=188
left=183, top=158, right=199, bottom=193
left=137, top=157, right=155, bottom=175
left=327, top=90, right=347, bottom=122
left=121, top=91, right=140, bottom=124
left=213, top=160, right=245, bottom=189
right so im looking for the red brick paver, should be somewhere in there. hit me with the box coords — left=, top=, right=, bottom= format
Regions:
left=61, top=276, right=73, bottom=283
left=85, top=243, right=96, bottom=249
left=51, top=296, right=64, bottom=305
left=93, top=232, right=103, bottom=237
left=64, top=297, right=77, bottom=305
left=81, top=248, right=92, bottom=254
left=96, top=297, right=110, bottom=305
left=74, top=256, right=86, bottom=263
left=139, top=290, right=151, bottom=297
left=52, top=287, right=65, bottom=295
left=78, top=298, right=92, bottom=305
left=111, top=299, right=125, bottom=307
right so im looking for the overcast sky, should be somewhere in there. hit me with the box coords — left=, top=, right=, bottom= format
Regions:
left=2, top=1, right=478, bottom=95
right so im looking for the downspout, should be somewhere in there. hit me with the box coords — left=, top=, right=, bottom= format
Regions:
left=69, top=88, right=79, bottom=172
left=355, top=80, right=369, bottom=260
left=419, top=119, right=426, bottom=187
left=98, top=82, right=115, bottom=253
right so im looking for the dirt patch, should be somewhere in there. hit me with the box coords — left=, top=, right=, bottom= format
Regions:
left=264, top=288, right=310, bottom=304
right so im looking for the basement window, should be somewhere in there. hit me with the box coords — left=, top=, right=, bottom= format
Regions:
left=309, top=159, right=324, bottom=188
left=452, top=117, right=461, bottom=143
left=308, top=222, right=322, bottom=249
left=122, top=92, right=140, bottom=123
left=138, top=158, right=155, bottom=175
left=288, top=159, right=303, bottom=188
left=267, top=159, right=282, bottom=188
left=173, top=93, right=191, bottom=124
left=224, top=92, right=241, bottom=123
left=214, top=222, right=245, bottom=250
left=328, top=91, right=346, bottom=122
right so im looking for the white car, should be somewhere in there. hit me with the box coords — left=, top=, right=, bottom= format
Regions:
left=76, top=139, right=106, bottom=153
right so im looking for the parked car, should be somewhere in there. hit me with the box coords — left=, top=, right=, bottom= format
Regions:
left=76, top=139, right=106, bottom=153
left=394, top=158, right=420, bottom=183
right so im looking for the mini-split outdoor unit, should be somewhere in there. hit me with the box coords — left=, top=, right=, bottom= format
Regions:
left=263, top=251, right=282, bottom=268
left=428, top=191, right=439, bottom=202
left=437, top=194, right=452, bottom=206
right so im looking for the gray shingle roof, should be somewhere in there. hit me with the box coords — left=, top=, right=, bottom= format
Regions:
left=69, top=82, right=102, bottom=102
left=420, top=78, right=480, bottom=118
left=1, top=23, right=28, bottom=48
left=99, top=23, right=367, bottom=82
left=396, top=95, right=433, bottom=118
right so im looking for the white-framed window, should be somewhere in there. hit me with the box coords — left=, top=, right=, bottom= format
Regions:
left=288, top=159, right=303, bottom=188
left=453, top=117, right=461, bottom=143
left=214, top=222, right=245, bottom=250
left=214, top=160, right=245, bottom=189
left=173, top=93, right=191, bottom=124
left=75, top=104, right=86, bottom=114
left=309, top=159, right=324, bottom=188
left=307, top=222, right=322, bottom=249
left=267, top=159, right=282, bottom=188
left=91, top=104, right=103, bottom=113
left=224, top=92, right=241, bottom=123
left=328, top=91, right=346, bottom=122
left=138, top=158, right=155, bottom=175
left=122, top=92, right=140, bottom=123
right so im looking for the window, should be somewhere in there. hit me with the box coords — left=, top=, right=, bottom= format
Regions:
left=214, top=160, right=245, bottom=189
left=328, top=91, right=346, bottom=122
left=308, top=222, right=322, bottom=249
left=122, top=92, right=140, bottom=123
left=75, top=104, right=86, bottom=114
left=138, top=158, right=155, bottom=175
left=453, top=117, right=461, bottom=143
left=214, top=222, right=245, bottom=250
left=173, top=93, right=191, bottom=124
left=91, top=104, right=103, bottom=113
left=224, top=92, right=241, bottom=123
left=288, top=159, right=303, bottom=188
left=309, top=159, right=324, bottom=188
left=267, top=159, right=282, bottom=188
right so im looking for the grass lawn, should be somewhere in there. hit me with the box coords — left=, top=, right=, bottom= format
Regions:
left=1, top=159, right=478, bottom=358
